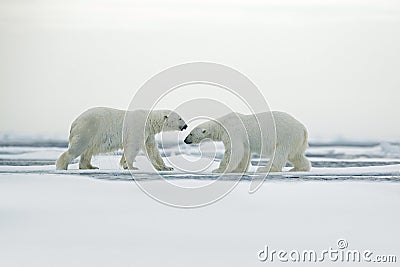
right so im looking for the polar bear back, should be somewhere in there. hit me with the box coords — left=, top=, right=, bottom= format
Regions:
left=218, top=111, right=308, bottom=157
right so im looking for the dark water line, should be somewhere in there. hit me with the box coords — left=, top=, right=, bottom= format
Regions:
left=1, top=169, right=399, bottom=183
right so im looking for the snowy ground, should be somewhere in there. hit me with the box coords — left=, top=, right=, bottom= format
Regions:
left=0, top=141, right=399, bottom=266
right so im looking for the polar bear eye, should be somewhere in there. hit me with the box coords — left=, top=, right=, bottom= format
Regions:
left=164, top=115, right=168, bottom=119
left=202, top=129, right=207, bottom=134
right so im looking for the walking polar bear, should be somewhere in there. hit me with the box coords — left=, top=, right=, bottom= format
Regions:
left=184, top=111, right=311, bottom=173
left=56, top=107, right=187, bottom=171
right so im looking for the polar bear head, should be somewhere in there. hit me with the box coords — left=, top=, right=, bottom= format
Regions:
left=154, top=110, right=188, bottom=132
left=184, top=121, right=222, bottom=144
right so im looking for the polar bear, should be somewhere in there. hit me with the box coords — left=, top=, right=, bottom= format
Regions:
left=184, top=111, right=311, bottom=173
left=56, top=107, right=187, bottom=171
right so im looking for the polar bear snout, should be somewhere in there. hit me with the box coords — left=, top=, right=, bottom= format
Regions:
left=184, top=134, right=192, bottom=144
left=161, top=111, right=188, bottom=132
left=184, top=127, right=209, bottom=144
left=180, top=124, right=188, bottom=131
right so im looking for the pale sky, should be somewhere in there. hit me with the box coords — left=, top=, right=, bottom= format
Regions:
left=1, top=0, right=399, bottom=141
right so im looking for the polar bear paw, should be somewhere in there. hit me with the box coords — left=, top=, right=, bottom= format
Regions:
left=156, top=166, right=174, bottom=171
left=289, top=167, right=309, bottom=172
left=257, top=166, right=281, bottom=172
left=123, top=164, right=138, bottom=170
left=79, top=164, right=99, bottom=170
left=212, top=168, right=225, bottom=173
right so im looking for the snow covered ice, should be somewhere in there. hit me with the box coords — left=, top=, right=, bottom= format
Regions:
left=0, top=137, right=399, bottom=267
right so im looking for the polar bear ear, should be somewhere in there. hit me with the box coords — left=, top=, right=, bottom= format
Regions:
left=202, top=129, right=207, bottom=134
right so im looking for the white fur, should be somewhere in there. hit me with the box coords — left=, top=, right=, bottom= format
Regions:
left=56, top=107, right=187, bottom=171
left=184, top=111, right=311, bottom=173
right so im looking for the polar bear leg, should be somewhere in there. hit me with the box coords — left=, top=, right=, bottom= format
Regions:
left=232, top=150, right=251, bottom=173
left=145, top=136, right=173, bottom=171
left=288, top=153, right=311, bottom=172
left=257, top=146, right=288, bottom=172
left=56, top=135, right=89, bottom=170
left=119, top=153, right=129, bottom=169
left=124, top=145, right=140, bottom=170
left=214, top=142, right=248, bottom=173
left=212, top=149, right=231, bottom=173
left=79, top=150, right=98, bottom=169
left=56, top=151, right=76, bottom=170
